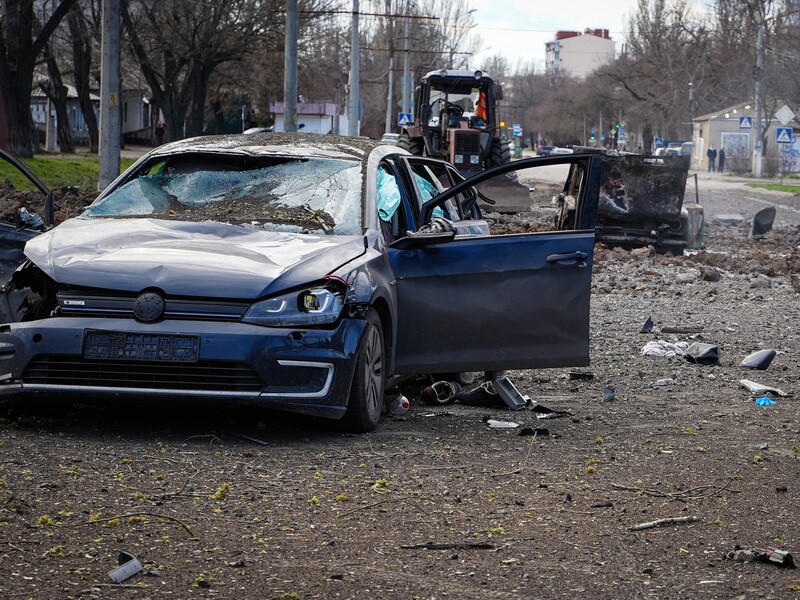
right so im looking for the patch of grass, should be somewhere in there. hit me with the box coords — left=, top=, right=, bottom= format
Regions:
left=746, top=182, right=800, bottom=194
left=0, top=154, right=137, bottom=191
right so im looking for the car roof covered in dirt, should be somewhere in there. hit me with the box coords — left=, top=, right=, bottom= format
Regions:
left=147, top=133, right=381, bottom=164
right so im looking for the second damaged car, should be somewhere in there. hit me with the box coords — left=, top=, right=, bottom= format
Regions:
left=0, top=134, right=603, bottom=431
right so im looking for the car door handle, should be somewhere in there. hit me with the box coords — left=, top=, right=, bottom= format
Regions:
left=546, top=251, right=588, bottom=264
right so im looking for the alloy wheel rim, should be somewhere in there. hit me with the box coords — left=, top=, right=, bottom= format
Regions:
left=364, top=325, right=383, bottom=416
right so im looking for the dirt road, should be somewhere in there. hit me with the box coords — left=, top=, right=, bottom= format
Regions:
left=1, top=174, right=799, bottom=598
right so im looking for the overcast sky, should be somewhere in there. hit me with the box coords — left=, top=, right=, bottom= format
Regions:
left=469, top=0, right=642, bottom=70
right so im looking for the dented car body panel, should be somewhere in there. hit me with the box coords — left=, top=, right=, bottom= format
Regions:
left=0, top=134, right=603, bottom=430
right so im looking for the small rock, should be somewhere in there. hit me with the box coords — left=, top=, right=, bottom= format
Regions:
left=749, top=274, right=771, bottom=289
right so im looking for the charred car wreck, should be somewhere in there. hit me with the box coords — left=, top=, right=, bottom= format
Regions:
left=0, top=134, right=603, bottom=431
left=556, top=148, right=702, bottom=254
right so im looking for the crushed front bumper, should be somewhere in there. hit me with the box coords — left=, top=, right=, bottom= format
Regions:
left=0, top=316, right=367, bottom=420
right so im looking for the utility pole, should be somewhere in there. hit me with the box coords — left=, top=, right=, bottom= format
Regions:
left=284, top=0, right=298, bottom=133
left=752, top=23, right=765, bottom=177
left=384, top=0, right=394, bottom=134
left=401, top=17, right=410, bottom=115
left=347, top=0, right=360, bottom=136
left=98, top=0, right=121, bottom=190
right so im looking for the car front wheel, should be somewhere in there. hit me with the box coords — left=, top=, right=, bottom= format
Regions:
left=341, top=310, right=385, bottom=432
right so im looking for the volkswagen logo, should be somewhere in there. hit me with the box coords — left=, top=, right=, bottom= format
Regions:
left=133, top=292, right=165, bottom=322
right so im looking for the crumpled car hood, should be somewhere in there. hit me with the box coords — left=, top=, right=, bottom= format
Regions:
left=24, top=218, right=365, bottom=299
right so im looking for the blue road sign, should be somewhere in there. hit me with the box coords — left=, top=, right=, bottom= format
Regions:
left=397, top=113, right=413, bottom=127
left=600, top=134, right=605, bottom=141
left=776, top=127, right=794, bottom=144
left=739, top=116, right=753, bottom=129
left=654, top=136, right=664, bottom=147
left=590, top=128, right=596, bottom=135
left=512, top=124, right=522, bottom=136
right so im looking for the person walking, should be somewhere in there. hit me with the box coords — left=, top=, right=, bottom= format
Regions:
left=707, top=145, right=717, bottom=172
left=718, top=148, right=726, bottom=173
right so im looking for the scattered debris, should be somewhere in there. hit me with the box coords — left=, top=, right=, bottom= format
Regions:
left=739, top=379, right=787, bottom=396
left=518, top=427, right=549, bottom=437
left=683, top=342, right=719, bottom=365
left=569, top=370, right=595, bottom=380
left=726, top=545, right=796, bottom=568
left=601, top=387, right=616, bottom=402
left=421, top=381, right=461, bottom=405
left=591, top=500, right=614, bottom=508
left=386, top=394, right=410, bottom=415
left=749, top=273, right=772, bottom=289
left=740, top=349, right=777, bottom=370
left=485, top=419, right=519, bottom=429
left=654, top=378, right=677, bottom=386
left=455, top=381, right=504, bottom=407
left=749, top=206, right=777, bottom=239
left=532, top=404, right=572, bottom=419
left=755, top=396, right=777, bottom=406
left=629, top=515, right=698, bottom=531
left=108, top=551, right=144, bottom=584
left=641, top=340, right=689, bottom=357
left=493, top=377, right=532, bottom=410
left=401, top=542, right=495, bottom=551
left=640, top=316, right=654, bottom=333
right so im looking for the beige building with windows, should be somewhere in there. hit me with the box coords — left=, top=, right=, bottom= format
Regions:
left=545, top=29, right=616, bottom=79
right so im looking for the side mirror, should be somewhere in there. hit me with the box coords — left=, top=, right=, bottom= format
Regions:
left=389, top=230, right=455, bottom=250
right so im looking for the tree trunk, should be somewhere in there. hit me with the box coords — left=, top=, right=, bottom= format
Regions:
left=67, top=6, right=99, bottom=153
left=0, top=0, right=78, bottom=157
left=43, top=51, right=75, bottom=153
left=187, top=63, right=211, bottom=137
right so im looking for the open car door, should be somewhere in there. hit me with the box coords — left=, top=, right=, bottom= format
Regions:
left=386, top=154, right=603, bottom=374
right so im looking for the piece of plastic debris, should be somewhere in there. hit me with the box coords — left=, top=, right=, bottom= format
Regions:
left=602, top=387, right=616, bottom=402
left=750, top=206, right=777, bottom=239
left=654, top=378, right=677, bottom=386
left=739, top=379, right=787, bottom=396
left=726, top=546, right=796, bottom=568
left=532, top=404, right=572, bottom=419
left=485, top=419, right=519, bottom=429
left=640, top=316, right=654, bottom=333
left=108, top=551, right=144, bottom=583
left=755, top=396, right=777, bottom=406
left=683, top=342, right=719, bottom=365
left=386, top=394, right=410, bottom=415
left=493, top=377, right=531, bottom=410
left=569, top=370, right=595, bottom=380
left=518, top=427, right=549, bottom=437
left=641, top=340, right=690, bottom=357
left=740, top=349, right=777, bottom=370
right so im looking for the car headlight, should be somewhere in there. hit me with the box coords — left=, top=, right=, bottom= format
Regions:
left=242, top=287, right=344, bottom=327
left=454, top=154, right=464, bottom=163
left=470, top=155, right=480, bottom=164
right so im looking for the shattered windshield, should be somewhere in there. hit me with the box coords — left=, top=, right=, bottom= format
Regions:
left=82, top=154, right=364, bottom=235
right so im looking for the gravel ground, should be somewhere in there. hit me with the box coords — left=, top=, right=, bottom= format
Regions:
left=0, top=172, right=799, bottom=599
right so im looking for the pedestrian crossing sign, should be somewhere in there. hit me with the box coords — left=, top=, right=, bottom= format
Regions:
left=776, top=127, right=794, bottom=144
left=398, top=113, right=413, bottom=127
left=739, top=116, right=753, bottom=129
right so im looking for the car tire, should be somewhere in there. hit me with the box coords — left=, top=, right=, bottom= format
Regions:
left=341, top=310, right=385, bottom=432
left=397, top=132, right=424, bottom=156
left=487, top=138, right=511, bottom=168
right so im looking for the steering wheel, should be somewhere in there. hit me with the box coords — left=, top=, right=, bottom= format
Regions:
left=430, top=99, right=464, bottom=117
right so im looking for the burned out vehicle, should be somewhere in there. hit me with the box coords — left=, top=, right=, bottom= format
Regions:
left=556, top=148, right=703, bottom=254
left=0, top=134, right=604, bottom=431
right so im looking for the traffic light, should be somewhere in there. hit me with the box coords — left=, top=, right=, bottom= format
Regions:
left=590, top=133, right=596, bottom=142
left=615, top=122, right=621, bottom=130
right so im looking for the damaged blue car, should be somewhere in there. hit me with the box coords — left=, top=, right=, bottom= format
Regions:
left=0, top=134, right=603, bottom=431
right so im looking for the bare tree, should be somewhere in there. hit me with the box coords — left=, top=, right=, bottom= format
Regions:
left=0, top=0, right=78, bottom=157
left=67, top=0, right=100, bottom=152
